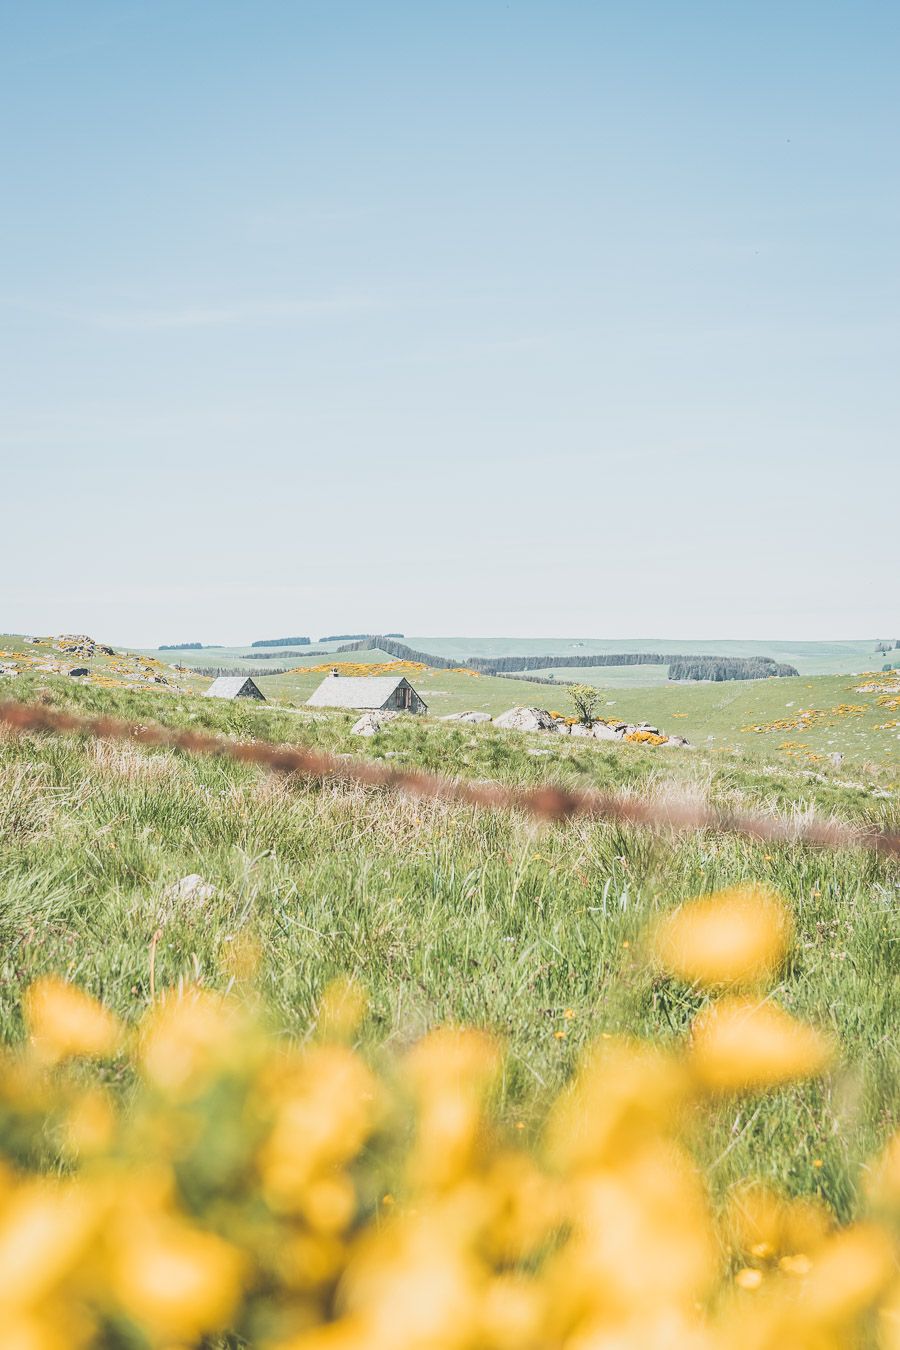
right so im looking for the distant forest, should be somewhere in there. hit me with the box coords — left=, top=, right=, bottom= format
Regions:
left=159, top=642, right=203, bottom=650
left=243, top=649, right=327, bottom=660
left=337, top=637, right=799, bottom=682
left=321, top=632, right=404, bottom=642
left=668, top=657, right=798, bottom=681
left=251, top=637, right=310, bottom=648
left=192, top=666, right=293, bottom=678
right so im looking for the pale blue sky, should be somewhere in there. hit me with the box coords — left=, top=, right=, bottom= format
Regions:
left=2, top=1, right=897, bottom=646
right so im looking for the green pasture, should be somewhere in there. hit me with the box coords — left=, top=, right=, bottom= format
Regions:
left=0, top=673, right=896, bottom=1219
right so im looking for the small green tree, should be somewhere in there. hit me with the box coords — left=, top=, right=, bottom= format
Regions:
left=569, top=683, right=601, bottom=725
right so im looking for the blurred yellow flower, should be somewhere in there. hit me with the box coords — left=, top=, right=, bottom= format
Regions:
left=867, top=1130, right=900, bottom=1211
left=689, top=998, right=833, bottom=1092
left=795, top=1224, right=896, bottom=1329
left=405, top=1028, right=500, bottom=1191
left=110, top=1215, right=244, bottom=1342
left=139, top=988, right=251, bottom=1097
left=0, top=1180, right=101, bottom=1311
left=23, top=978, right=121, bottom=1064
left=652, top=885, right=792, bottom=988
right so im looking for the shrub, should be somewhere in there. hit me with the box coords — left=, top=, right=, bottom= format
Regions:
left=568, top=683, right=602, bottom=724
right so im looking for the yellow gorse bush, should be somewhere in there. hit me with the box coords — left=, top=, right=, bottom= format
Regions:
left=0, top=887, right=897, bottom=1348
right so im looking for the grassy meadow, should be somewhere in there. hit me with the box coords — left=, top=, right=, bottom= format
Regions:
left=108, top=635, right=900, bottom=773
left=0, top=668, right=897, bottom=1226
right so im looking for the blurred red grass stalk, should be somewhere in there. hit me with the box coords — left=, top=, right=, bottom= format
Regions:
left=1, top=699, right=898, bottom=858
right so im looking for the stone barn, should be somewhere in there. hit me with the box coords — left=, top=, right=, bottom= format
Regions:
left=307, top=672, right=427, bottom=714
left=204, top=676, right=266, bottom=701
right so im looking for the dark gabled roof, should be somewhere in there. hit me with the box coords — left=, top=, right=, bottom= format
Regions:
left=203, top=676, right=265, bottom=700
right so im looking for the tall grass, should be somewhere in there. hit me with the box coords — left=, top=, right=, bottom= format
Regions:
left=0, top=677, right=896, bottom=1217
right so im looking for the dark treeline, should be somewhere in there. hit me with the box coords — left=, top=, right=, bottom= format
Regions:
left=243, top=650, right=328, bottom=660
left=159, top=642, right=203, bottom=650
left=466, top=653, right=669, bottom=673
left=668, top=658, right=799, bottom=681
left=250, top=637, right=310, bottom=648
left=191, top=666, right=290, bottom=678
left=337, top=637, right=457, bottom=667
left=336, top=637, right=799, bottom=682
left=323, top=632, right=404, bottom=643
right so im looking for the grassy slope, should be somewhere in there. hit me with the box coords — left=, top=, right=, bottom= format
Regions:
left=0, top=673, right=897, bottom=1220
left=4, top=634, right=899, bottom=770
left=253, top=667, right=900, bottom=774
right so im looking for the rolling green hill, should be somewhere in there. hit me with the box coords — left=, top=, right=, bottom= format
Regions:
left=130, top=635, right=894, bottom=682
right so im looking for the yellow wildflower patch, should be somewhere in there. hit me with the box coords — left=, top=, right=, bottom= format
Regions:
left=0, top=894, right=891, bottom=1347
left=300, top=660, right=428, bottom=676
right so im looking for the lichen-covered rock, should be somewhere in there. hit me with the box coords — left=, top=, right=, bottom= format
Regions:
left=162, top=874, right=216, bottom=908
left=53, top=635, right=114, bottom=658
left=494, top=707, right=557, bottom=732
left=592, top=723, right=623, bottom=740
left=350, top=711, right=401, bottom=736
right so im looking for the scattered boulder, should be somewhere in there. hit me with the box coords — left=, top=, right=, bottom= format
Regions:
left=592, top=723, right=622, bottom=741
left=53, top=634, right=114, bottom=658
left=474, top=706, right=689, bottom=747
left=350, top=711, right=401, bottom=737
left=494, top=707, right=557, bottom=732
left=162, top=874, right=216, bottom=908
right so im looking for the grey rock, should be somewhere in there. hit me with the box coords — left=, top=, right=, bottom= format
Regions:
left=493, top=707, right=557, bottom=732
left=592, top=723, right=623, bottom=740
left=350, top=711, right=401, bottom=736
left=163, top=874, right=216, bottom=907
left=569, top=723, right=593, bottom=737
